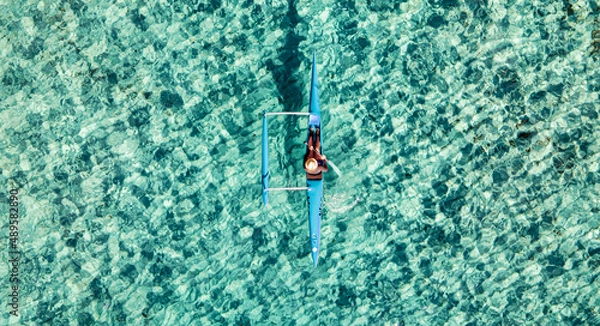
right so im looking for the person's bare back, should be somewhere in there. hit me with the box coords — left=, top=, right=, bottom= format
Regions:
left=304, top=127, right=328, bottom=180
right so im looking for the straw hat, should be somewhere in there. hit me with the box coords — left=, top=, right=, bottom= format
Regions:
left=305, top=158, right=318, bottom=172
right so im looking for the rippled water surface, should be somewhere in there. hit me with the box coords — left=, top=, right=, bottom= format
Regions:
left=1, top=0, right=600, bottom=325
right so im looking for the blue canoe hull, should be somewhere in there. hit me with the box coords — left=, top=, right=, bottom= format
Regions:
left=307, top=179, right=323, bottom=266
left=307, top=51, right=323, bottom=267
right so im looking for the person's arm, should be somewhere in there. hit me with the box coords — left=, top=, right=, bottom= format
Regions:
left=321, top=156, right=329, bottom=172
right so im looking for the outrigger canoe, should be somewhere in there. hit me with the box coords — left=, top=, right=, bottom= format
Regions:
left=261, top=52, right=325, bottom=267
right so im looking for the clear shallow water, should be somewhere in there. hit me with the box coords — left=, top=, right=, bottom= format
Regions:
left=1, top=0, right=600, bottom=325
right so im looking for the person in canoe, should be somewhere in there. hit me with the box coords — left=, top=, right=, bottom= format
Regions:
left=304, top=127, right=328, bottom=179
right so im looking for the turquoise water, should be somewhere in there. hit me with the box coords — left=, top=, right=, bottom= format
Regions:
left=1, top=0, right=600, bottom=325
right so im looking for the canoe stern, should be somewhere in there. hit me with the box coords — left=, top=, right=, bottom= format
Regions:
left=307, top=179, right=323, bottom=267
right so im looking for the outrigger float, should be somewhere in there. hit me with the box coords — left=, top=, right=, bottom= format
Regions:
left=261, top=52, right=325, bottom=267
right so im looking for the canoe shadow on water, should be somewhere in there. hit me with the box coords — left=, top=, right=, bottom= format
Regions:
left=265, top=0, right=307, bottom=185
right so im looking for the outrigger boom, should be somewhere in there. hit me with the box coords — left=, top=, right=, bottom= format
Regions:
left=266, top=187, right=309, bottom=191
left=264, top=112, right=311, bottom=116
left=261, top=52, right=326, bottom=267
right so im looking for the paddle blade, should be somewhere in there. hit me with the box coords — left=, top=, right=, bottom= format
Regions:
left=328, top=160, right=342, bottom=178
